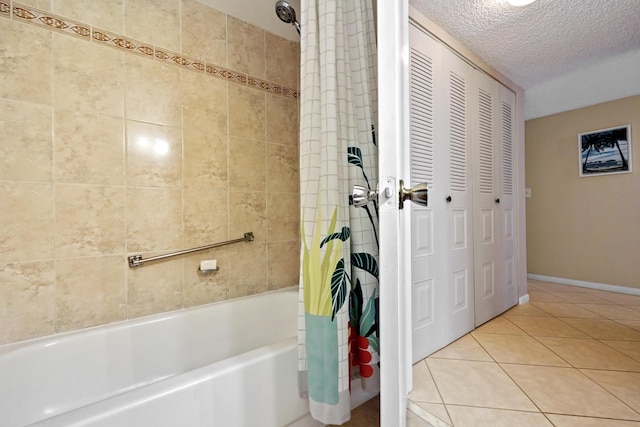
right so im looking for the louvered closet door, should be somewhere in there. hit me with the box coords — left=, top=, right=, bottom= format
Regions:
left=409, top=23, right=447, bottom=361
left=472, top=72, right=501, bottom=326
left=441, top=47, right=475, bottom=343
left=496, top=85, right=518, bottom=313
left=473, top=73, right=515, bottom=326
left=409, top=23, right=475, bottom=362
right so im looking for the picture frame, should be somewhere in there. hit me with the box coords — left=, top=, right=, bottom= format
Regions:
left=579, top=125, right=632, bottom=177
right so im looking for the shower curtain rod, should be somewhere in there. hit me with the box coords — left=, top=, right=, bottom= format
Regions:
left=127, top=232, right=254, bottom=268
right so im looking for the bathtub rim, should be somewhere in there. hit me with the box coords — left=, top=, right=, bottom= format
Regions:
left=0, top=286, right=298, bottom=356
left=27, top=334, right=378, bottom=427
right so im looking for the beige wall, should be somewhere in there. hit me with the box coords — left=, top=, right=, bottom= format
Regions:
left=525, top=95, right=640, bottom=290
left=0, top=0, right=300, bottom=345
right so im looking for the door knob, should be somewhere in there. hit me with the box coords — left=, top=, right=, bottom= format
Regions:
left=495, top=198, right=500, bottom=204
left=446, top=196, right=452, bottom=203
left=352, top=185, right=378, bottom=207
left=399, top=180, right=428, bottom=209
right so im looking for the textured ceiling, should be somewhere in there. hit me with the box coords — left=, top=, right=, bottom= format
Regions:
left=409, top=0, right=640, bottom=90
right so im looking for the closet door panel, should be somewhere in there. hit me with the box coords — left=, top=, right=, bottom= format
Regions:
left=409, top=23, right=449, bottom=361
left=473, top=73, right=502, bottom=326
left=442, top=48, right=475, bottom=340
left=497, top=85, right=518, bottom=311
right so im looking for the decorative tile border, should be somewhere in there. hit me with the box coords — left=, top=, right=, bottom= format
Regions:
left=92, top=27, right=155, bottom=58
left=13, top=2, right=90, bottom=40
left=155, top=47, right=205, bottom=73
left=5, top=2, right=299, bottom=99
left=248, top=77, right=283, bottom=95
left=283, top=87, right=299, bottom=99
left=0, top=1, right=10, bottom=18
left=206, top=64, right=247, bottom=85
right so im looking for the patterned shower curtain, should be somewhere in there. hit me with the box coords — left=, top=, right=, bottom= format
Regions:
left=297, top=0, right=379, bottom=424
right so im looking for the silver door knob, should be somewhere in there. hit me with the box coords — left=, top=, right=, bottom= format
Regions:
left=399, top=180, right=428, bottom=209
left=352, top=185, right=378, bottom=207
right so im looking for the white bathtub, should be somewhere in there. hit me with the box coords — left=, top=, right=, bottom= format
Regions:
left=0, top=287, right=324, bottom=427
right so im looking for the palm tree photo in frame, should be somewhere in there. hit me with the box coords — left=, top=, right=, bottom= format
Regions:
left=579, top=125, right=632, bottom=177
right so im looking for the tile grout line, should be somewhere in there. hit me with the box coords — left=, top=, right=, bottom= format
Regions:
left=474, top=318, right=549, bottom=420
left=507, top=286, right=640, bottom=422
left=409, top=286, right=640, bottom=424
left=417, top=358, right=453, bottom=426
left=407, top=400, right=449, bottom=427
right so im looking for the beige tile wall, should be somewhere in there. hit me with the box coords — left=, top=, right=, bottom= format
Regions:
left=0, top=0, right=300, bottom=344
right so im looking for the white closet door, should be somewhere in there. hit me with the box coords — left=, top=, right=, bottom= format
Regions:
left=496, top=85, right=518, bottom=313
left=409, top=23, right=474, bottom=361
left=409, top=23, right=448, bottom=361
left=441, top=47, right=475, bottom=344
left=472, top=72, right=502, bottom=327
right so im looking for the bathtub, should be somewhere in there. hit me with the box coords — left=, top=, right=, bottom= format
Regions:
left=0, top=287, right=326, bottom=427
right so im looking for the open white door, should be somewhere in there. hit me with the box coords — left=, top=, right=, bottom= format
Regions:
left=377, top=1, right=411, bottom=426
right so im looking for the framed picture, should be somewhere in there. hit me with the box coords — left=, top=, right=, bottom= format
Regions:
left=579, top=125, right=632, bottom=177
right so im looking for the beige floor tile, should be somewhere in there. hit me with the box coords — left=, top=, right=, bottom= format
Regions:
left=410, top=360, right=442, bottom=403
left=473, top=333, right=569, bottom=366
left=581, top=370, right=640, bottom=413
left=561, top=318, right=640, bottom=341
left=426, top=359, right=537, bottom=411
left=446, top=405, right=552, bottom=427
left=589, top=292, right=640, bottom=306
left=473, top=315, right=528, bottom=335
left=550, top=292, right=614, bottom=304
left=537, top=337, right=640, bottom=371
left=503, top=303, right=550, bottom=317
left=429, top=334, right=493, bottom=361
left=409, top=401, right=451, bottom=427
left=507, top=316, right=588, bottom=338
left=576, top=304, right=640, bottom=321
left=547, top=414, right=640, bottom=426
left=407, top=408, right=438, bottom=427
left=529, top=290, right=567, bottom=302
left=619, top=320, right=640, bottom=332
left=602, top=340, right=640, bottom=362
left=526, top=281, right=546, bottom=291
left=531, top=302, right=604, bottom=319
left=528, top=282, right=586, bottom=293
left=407, top=282, right=640, bottom=427
left=501, top=364, right=640, bottom=420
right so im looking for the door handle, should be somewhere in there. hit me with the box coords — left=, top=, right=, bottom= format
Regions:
left=495, top=198, right=500, bottom=204
left=399, top=180, right=428, bottom=209
left=446, top=196, right=452, bottom=203
left=352, top=185, right=378, bottom=207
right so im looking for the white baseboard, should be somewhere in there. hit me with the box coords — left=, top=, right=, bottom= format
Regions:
left=527, top=274, right=640, bottom=296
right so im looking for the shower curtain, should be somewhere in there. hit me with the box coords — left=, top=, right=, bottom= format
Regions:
left=297, top=0, right=379, bottom=424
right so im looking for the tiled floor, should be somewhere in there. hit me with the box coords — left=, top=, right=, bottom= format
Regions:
left=409, top=280, right=640, bottom=426
left=332, top=395, right=434, bottom=427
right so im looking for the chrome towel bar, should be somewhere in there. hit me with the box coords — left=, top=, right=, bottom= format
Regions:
left=128, top=232, right=254, bottom=268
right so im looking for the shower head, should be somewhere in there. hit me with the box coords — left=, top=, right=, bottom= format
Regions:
left=275, top=1, right=300, bottom=35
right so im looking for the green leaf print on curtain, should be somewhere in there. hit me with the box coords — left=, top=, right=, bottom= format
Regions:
left=301, top=207, right=346, bottom=317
